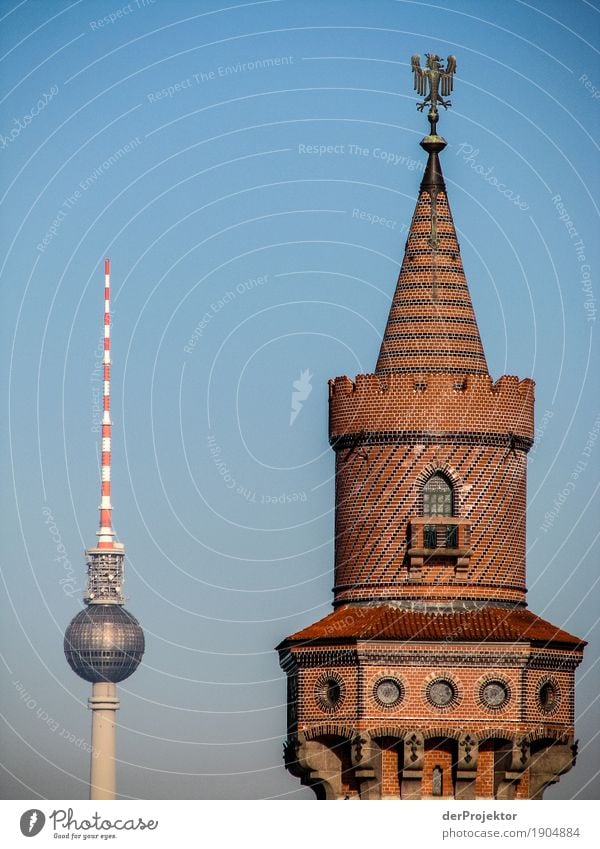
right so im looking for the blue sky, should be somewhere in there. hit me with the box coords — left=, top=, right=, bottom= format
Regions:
left=0, top=0, right=598, bottom=800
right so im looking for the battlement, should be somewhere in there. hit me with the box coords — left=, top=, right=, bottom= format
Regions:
left=329, top=372, right=534, bottom=443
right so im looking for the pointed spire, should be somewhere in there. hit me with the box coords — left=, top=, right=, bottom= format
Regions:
left=375, top=138, right=488, bottom=376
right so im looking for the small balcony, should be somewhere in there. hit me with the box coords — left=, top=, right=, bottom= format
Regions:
left=407, top=518, right=472, bottom=578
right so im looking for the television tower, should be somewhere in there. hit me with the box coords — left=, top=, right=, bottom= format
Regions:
left=64, top=259, right=144, bottom=800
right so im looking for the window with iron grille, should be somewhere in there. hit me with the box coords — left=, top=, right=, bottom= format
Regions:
left=423, top=473, right=453, bottom=516
left=424, top=524, right=438, bottom=548
left=445, top=524, right=458, bottom=547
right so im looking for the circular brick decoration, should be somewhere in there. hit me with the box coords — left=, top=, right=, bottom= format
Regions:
left=426, top=678, right=458, bottom=709
left=538, top=677, right=560, bottom=715
left=373, top=677, right=404, bottom=708
left=479, top=678, right=510, bottom=711
left=314, top=672, right=345, bottom=713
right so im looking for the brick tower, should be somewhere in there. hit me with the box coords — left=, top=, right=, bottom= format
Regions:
left=277, top=55, right=585, bottom=800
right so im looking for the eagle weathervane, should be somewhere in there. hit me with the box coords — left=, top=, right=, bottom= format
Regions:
left=411, top=53, right=457, bottom=137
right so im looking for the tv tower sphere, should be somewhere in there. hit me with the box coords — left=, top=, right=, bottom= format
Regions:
left=64, top=604, right=144, bottom=683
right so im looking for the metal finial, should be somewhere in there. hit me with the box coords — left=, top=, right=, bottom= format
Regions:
left=411, top=53, right=457, bottom=137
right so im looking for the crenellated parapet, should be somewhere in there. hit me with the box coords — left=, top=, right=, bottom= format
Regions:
left=329, top=372, right=534, bottom=449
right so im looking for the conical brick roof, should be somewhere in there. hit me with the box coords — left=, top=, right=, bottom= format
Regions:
left=376, top=139, right=488, bottom=376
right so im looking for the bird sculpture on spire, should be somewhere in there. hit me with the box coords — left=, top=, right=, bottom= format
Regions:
left=411, top=53, right=457, bottom=136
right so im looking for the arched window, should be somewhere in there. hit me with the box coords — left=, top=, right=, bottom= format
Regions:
left=423, top=473, right=453, bottom=516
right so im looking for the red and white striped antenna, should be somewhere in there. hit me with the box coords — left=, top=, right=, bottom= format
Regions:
left=98, top=257, right=115, bottom=550
left=83, top=259, right=125, bottom=603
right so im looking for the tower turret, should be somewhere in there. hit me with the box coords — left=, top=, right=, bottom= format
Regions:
left=64, top=259, right=144, bottom=800
left=277, top=55, right=585, bottom=801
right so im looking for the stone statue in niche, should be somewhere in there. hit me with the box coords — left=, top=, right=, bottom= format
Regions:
left=432, top=765, right=443, bottom=797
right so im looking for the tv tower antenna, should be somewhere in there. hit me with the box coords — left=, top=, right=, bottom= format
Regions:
left=64, top=259, right=144, bottom=800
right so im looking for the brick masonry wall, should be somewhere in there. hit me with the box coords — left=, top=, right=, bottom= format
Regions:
left=423, top=743, right=455, bottom=798
left=290, top=637, right=578, bottom=798
left=379, top=738, right=401, bottom=798
left=475, top=746, right=496, bottom=797
left=292, top=645, right=576, bottom=736
left=333, top=440, right=528, bottom=604
left=524, top=667, right=574, bottom=726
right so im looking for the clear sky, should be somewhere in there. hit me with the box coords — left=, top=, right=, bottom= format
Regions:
left=0, top=0, right=598, bottom=800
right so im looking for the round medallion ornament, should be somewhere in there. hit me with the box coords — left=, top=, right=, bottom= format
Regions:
left=315, top=672, right=345, bottom=713
left=427, top=678, right=456, bottom=708
left=538, top=678, right=560, bottom=714
left=374, top=677, right=404, bottom=708
left=480, top=680, right=509, bottom=710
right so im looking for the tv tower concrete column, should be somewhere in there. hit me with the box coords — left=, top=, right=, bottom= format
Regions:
left=89, top=682, right=119, bottom=800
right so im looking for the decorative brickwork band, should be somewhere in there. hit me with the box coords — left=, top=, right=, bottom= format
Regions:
left=332, top=430, right=533, bottom=452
